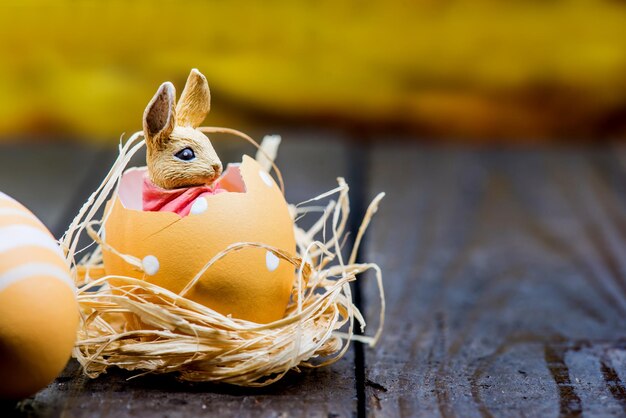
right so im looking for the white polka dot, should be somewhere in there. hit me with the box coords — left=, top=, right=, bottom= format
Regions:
left=142, top=255, right=160, bottom=276
left=190, top=197, right=208, bottom=215
left=259, top=170, right=274, bottom=188
left=265, top=251, right=279, bottom=272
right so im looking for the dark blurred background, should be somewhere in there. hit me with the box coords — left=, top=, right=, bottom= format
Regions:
left=0, top=0, right=625, bottom=144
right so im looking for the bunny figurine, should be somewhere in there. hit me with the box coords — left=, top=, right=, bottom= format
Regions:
left=142, top=69, right=226, bottom=216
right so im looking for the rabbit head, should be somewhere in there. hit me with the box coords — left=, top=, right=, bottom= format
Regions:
left=143, top=69, right=222, bottom=190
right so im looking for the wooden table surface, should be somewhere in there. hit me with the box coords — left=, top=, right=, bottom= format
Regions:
left=1, top=132, right=625, bottom=417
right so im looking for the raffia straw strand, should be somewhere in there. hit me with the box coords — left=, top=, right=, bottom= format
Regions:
left=199, top=127, right=285, bottom=194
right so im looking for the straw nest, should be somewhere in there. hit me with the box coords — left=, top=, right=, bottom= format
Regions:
left=61, top=128, right=385, bottom=386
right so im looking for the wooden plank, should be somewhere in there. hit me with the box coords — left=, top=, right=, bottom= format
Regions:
left=361, top=145, right=626, bottom=417
left=2, top=130, right=360, bottom=417
left=16, top=358, right=353, bottom=418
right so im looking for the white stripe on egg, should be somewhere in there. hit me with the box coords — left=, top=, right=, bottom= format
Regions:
left=0, top=208, right=38, bottom=222
left=0, top=262, right=73, bottom=293
left=0, top=225, right=63, bottom=258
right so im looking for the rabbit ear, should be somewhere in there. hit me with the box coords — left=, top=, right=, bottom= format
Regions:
left=143, top=82, right=176, bottom=148
left=175, top=68, right=210, bottom=128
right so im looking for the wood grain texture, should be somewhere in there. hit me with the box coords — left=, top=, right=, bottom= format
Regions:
left=361, top=145, right=626, bottom=417
left=0, top=131, right=359, bottom=417
left=8, top=360, right=354, bottom=418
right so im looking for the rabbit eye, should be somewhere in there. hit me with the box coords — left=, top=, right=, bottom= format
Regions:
left=175, top=147, right=195, bottom=161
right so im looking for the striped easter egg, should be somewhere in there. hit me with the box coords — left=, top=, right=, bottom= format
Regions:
left=0, top=191, right=78, bottom=399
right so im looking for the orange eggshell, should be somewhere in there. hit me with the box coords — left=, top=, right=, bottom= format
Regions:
left=0, top=192, right=78, bottom=399
left=102, top=156, right=296, bottom=323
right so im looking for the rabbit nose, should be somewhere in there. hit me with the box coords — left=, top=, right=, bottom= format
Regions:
left=212, top=164, right=222, bottom=174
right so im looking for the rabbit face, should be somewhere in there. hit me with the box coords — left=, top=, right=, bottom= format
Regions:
left=147, top=126, right=222, bottom=189
left=143, top=69, right=222, bottom=189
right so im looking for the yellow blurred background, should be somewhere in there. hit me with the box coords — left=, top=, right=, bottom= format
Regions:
left=1, top=0, right=625, bottom=143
